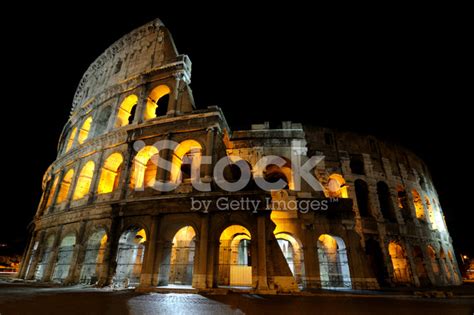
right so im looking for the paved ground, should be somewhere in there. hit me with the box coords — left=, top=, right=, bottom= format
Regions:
left=0, top=283, right=473, bottom=315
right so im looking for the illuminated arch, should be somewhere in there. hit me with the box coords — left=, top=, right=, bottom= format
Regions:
left=427, top=245, right=440, bottom=275
left=52, top=233, right=77, bottom=282
left=218, top=225, right=252, bottom=287
left=114, top=227, right=147, bottom=287
left=144, top=85, right=171, bottom=120
left=327, top=174, right=348, bottom=198
left=80, top=230, right=108, bottom=284
left=45, top=176, right=59, bottom=207
left=56, top=169, right=74, bottom=204
left=168, top=226, right=197, bottom=285
left=98, top=153, right=124, bottom=194
left=317, top=234, right=351, bottom=289
left=73, top=161, right=95, bottom=200
left=115, top=94, right=138, bottom=127
left=412, top=189, right=425, bottom=219
left=388, top=241, right=411, bottom=283
left=424, top=196, right=437, bottom=229
left=131, top=146, right=159, bottom=190
left=275, top=232, right=305, bottom=286
left=78, top=116, right=93, bottom=144
left=170, top=140, right=203, bottom=183
left=65, top=127, right=77, bottom=153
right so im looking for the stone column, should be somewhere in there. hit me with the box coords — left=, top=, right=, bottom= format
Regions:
left=119, top=143, right=135, bottom=200
left=88, top=151, right=106, bottom=204
left=135, top=85, right=148, bottom=125
left=404, top=242, right=420, bottom=287
left=47, top=170, right=64, bottom=214
left=139, top=216, right=159, bottom=288
left=256, top=215, right=269, bottom=290
left=194, top=215, right=209, bottom=288
left=100, top=214, right=122, bottom=286
left=19, top=231, right=37, bottom=279
left=166, top=74, right=182, bottom=115
left=302, top=227, right=320, bottom=289
left=156, top=240, right=173, bottom=286
left=68, top=221, right=87, bottom=283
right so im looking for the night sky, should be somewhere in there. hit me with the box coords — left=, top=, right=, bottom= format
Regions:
left=2, top=7, right=471, bottom=259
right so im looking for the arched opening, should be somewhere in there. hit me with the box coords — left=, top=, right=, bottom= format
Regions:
left=97, top=153, right=124, bottom=194
left=78, top=116, right=93, bottom=144
left=354, top=179, right=370, bottom=217
left=218, top=225, right=252, bottom=287
left=45, top=176, right=59, bottom=208
left=396, top=185, right=412, bottom=219
left=145, top=85, right=171, bottom=120
left=412, top=189, right=425, bottom=220
left=350, top=154, right=365, bottom=175
left=425, top=196, right=437, bottom=229
left=275, top=232, right=305, bottom=287
left=34, top=235, right=55, bottom=280
left=52, top=234, right=76, bottom=283
left=439, top=249, right=451, bottom=281
left=413, top=245, right=430, bottom=286
left=377, top=181, right=397, bottom=222
left=327, top=174, right=349, bottom=198
left=115, top=94, right=138, bottom=127
left=170, top=140, right=202, bottom=183
left=365, top=239, right=387, bottom=286
left=427, top=245, right=440, bottom=277
left=317, top=234, right=351, bottom=289
left=448, top=251, right=460, bottom=283
left=131, top=146, right=159, bottom=190
left=263, top=157, right=293, bottom=190
left=114, top=227, right=146, bottom=287
left=388, top=242, right=411, bottom=283
left=73, top=161, right=95, bottom=200
left=80, top=230, right=107, bottom=284
left=56, top=169, right=74, bottom=204
left=65, top=127, right=77, bottom=153
left=164, top=226, right=196, bottom=286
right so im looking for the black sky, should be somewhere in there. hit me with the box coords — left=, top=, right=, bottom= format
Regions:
left=1, top=6, right=472, bottom=258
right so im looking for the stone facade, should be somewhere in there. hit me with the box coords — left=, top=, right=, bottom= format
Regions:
left=18, top=19, right=462, bottom=293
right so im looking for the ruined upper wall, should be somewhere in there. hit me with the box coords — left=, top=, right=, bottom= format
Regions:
left=70, top=18, right=179, bottom=117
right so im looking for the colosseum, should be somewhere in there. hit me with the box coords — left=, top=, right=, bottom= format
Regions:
left=18, top=18, right=462, bottom=293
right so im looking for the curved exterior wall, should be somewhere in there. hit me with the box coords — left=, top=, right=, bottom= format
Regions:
left=19, top=19, right=462, bottom=292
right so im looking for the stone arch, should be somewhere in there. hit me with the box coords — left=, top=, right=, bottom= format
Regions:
left=73, top=160, right=95, bottom=200
left=56, top=169, right=74, bottom=204
left=52, top=233, right=77, bottom=282
left=427, top=245, right=440, bottom=279
left=45, top=175, right=59, bottom=208
left=97, top=152, right=124, bottom=194
left=80, top=229, right=108, bottom=284
left=424, top=196, right=437, bottom=229
left=317, top=234, right=351, bottom=289
left=34, top=234, right=56, bottom=280
left=65, top=127, right=77, bottom=153
left=412, top=189, right=425, bottom=220
left=365, top=238, right=387, bottom=286
left=145, top=85, right=171, bottom=120
left=114, top=226, right=147, bottom=287
left=170, top=139, right=203, bottom=183
left=162, top=226, right=197, bottom=286
left=327, top=174, right=348, bottom=198
left=115, top=94, right=138, bottom=127
left=217, top=225, right=253, bottom=287
left=377, top=181, right=397, bottom=222
left=413, top=245, right=430, bottom=286
left=130, top=145, right=159, bottom=190
left=354, top=179, right=370, bottom=217
left=275, top=232, right=305, bottom=287
left=388, top=241, right=411, bottom=284
left=396, top=185, right=411, bottom=219
left=262, top=156, right=294, bottom=190
left=78, top=116, right=93, bottom=144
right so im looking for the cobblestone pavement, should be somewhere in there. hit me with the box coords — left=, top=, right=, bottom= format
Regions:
left=0, top=283, right=473, bottom=315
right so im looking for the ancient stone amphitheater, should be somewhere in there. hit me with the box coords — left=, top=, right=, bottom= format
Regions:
left=18, top=19, right=462, bottom=293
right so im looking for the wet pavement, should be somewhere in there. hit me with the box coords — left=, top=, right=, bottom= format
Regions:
left=0, top=283, right=473, bottom=315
